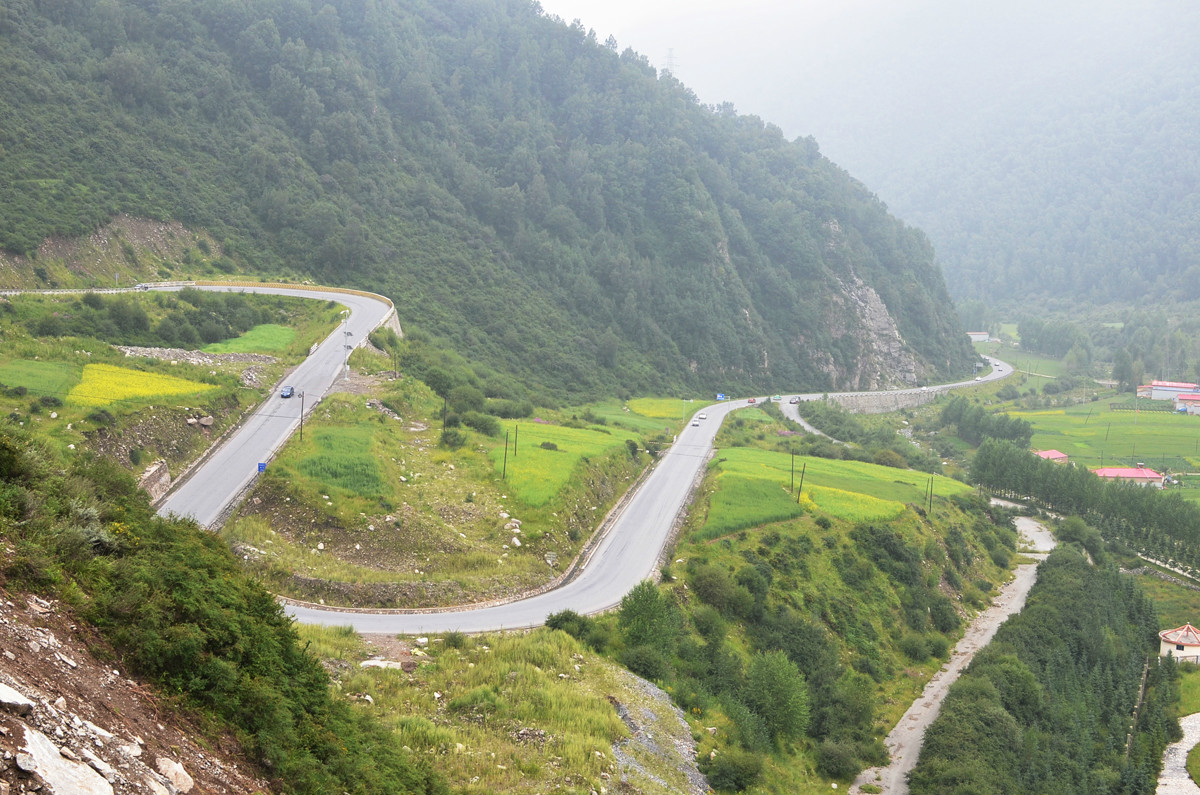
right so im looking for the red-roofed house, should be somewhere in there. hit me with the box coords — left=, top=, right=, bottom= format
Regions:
left=1150, top=380, right=1200, bottom=400
left=1034, top=449, right=1068, bottom=464
left=1175, top=393, right=1200, bottom=415
left=1160, top=623, right=1200, bottom=662
left=1092, top=467, right=1164, bottom=488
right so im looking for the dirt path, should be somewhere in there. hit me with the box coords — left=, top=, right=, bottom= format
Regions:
left=1158, top=713, right=1200, bottom=794
left=851, top=514, right=1056, bottom=794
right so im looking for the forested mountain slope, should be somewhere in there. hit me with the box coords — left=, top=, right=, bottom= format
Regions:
left=0, top=0, right=973, bottom=398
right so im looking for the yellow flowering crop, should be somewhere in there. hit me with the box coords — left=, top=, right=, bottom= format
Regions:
left=67, top=363, right=218, bottom=407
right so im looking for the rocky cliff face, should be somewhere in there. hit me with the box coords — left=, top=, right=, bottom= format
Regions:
left=811, top=273, right=922, bottom=391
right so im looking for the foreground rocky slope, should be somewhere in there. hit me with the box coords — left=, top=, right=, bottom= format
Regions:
left=0, top=589, right=266, bottom=795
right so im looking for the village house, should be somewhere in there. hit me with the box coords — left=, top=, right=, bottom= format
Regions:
left=1092, top=466, right=1165, bottom=488
left=966, top=331, right=990, bottom=343
left=1174, top=393, right=1200, bottom=415
left=1034, top=449, right=1069, bottom=464
left=1159, top=623, right=1200, bottom=663
left=1145, top=380, right=1200, bottom=401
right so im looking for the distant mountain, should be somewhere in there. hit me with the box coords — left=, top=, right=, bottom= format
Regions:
left=0, top=0, right=975, bottom=398
left=784, top=0, right=1200, bottom=309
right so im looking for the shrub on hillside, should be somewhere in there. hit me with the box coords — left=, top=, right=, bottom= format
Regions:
left=700, top=746, right=763, bottom=791
left=461, top=411, right=499, bottom=436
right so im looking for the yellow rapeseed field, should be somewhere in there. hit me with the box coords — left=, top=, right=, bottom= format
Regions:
left=67, top=363, right=218, bottom=406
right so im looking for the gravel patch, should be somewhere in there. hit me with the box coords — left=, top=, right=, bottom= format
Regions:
left=1158, top=712, right=1200, bottom=795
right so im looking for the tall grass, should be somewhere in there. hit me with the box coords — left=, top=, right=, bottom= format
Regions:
left=294, top=427, right=384, bottom=497
left=331, top=628, right=695, bottom=794
left=696, top=476, right=806, bottom=540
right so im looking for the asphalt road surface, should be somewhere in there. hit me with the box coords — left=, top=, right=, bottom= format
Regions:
left=156, top=285, right=394, bottom=528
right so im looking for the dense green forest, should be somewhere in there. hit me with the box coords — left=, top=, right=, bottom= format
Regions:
left=0, top=0, right=974, bottom=399
left=910, top=548, right=1175, bottom=794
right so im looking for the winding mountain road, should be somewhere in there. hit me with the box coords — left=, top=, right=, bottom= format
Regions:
left=142, top=282, right=1012, bottom=633
left=156, top=284, right=396, bottom=528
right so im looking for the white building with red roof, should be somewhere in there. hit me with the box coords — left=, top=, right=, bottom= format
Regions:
left=1174, top=393, right=1200, bottom=415
left=1160, top=623, right=1200, bottom=662
left=1034, top=449, right=1068, bottom=464
left=1092, top=466, right=1164, bottom=488
left=1149, top=380, right=1200, bottom=401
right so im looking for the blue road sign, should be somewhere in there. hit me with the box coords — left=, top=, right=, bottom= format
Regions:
left=717, top=393, right=726, bottom=400
left=258, top=463, right=266, bottom=472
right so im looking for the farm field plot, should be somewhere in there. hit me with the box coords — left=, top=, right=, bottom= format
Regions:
left=66, top=363, right=218, bottom=406
left=701, top=448, right=970, bottom=536
left=202, top=323, right=295, bottom=353
left=490, top=421, right=632, bottom=506
left=581, top=399, right=676, bottom=434
left=626, top=397, right=703, bottom=420
left=0, top=358, right=80, bottom=398
left=1016, top=402, right=1200, bottom=473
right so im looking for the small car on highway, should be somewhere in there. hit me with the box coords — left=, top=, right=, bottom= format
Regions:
left=281, top=385, right=295, bottom=398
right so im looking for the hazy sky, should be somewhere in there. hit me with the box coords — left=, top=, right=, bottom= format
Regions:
left=535, top=0, right=913, bottom=140
left=533, top=0, right=1173, bottom=185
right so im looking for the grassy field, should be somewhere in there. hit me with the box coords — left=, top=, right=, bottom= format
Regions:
left=489, top=421, right=632, bottom=507
left=202, top=322, right=295, bottom=353
left=1015, top=401, right=1200, bottom=473
left=66, top=363, right=218, bottom=406
left=626, top=397, right=704, bottom=420
left=232, top=376, right=650, bottom=607
left=0, top=358, right=81, bottom=398
left=295, top=426, right=385, bottom=498
left=578, top=399, right=678, bottom=434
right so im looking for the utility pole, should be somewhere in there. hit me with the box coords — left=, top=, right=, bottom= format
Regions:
left=502, top=431, right=509, bottom=480
left=796, top=462, right=806, bottom=502
left=299, top=391, right=305, bottom=441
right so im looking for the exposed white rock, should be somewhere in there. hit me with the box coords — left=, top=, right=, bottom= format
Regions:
left=19, top=722, right=114, bottom=795
left=360, top=659, right=406, bottom=670
left=156, top=757, right=195, bottom=793
left=0, top=682, right=34, bottom=715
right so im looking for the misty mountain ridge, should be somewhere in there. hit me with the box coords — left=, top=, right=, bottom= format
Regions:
left=775, top=0, right=1200, bottom=308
